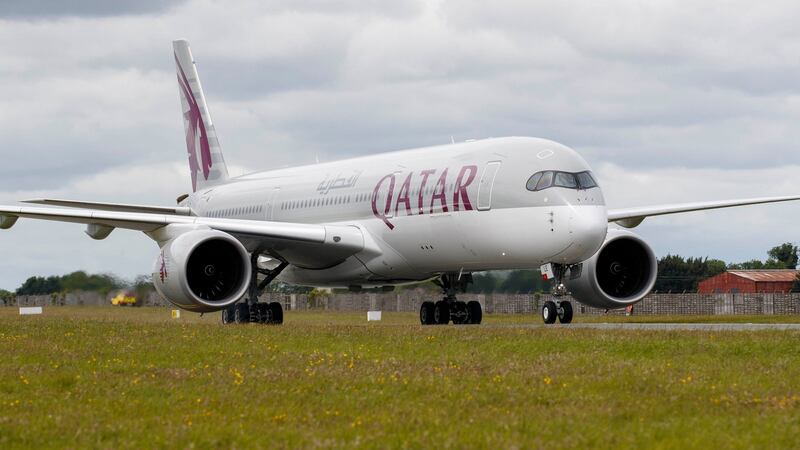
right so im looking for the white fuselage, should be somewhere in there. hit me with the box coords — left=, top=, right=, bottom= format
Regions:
left=183, top=137, right=609, bottom=287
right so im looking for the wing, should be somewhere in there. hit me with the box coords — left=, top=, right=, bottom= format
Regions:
left=608, top=195, right=800, bottom=228
left=0, top=204, right=366, bottom=269
left=22, top=198, right=194, bottom=216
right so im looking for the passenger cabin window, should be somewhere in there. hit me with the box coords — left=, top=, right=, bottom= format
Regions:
left=526, top=171, right=598, bottom=192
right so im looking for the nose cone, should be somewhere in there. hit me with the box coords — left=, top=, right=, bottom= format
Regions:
left=568, top=205, right=608, bottom=262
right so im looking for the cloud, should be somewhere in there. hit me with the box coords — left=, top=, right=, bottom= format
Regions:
left=0, top=0, right=186, bottom=18
left=1, top=0, right=800, bottom=288
left=596, top=163, right=800, bottom=265
left=0, top=162, right=190, bottom=290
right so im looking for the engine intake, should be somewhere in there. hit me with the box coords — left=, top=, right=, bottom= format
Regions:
left=564, top=229, right=657, bottom=309
left=153, top=229, right=250, bottom=312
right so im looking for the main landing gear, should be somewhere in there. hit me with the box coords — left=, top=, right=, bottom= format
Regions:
left=541, top=263, right=573, bottom=325
left=222, top=253, right=288, bottom=325
left=419, top=273, right=483, bottom=325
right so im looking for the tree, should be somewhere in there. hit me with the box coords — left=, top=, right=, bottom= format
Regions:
left=0, top=289, right=13, bottom=305
left=767, top=243, right=799, bottom=269
left=727, top=259, right=766, bottom=270
left=498, top=270, right=550, bottom=294
left=60, top=271, right=122, bottom=295
left=469, top=272, right=499, bottom=294
left=16, top=276, right=61, bottom=295
left=15, top=271, right=123, bottom=296
left=728, top=243, right=799, bottom=270
left=655, top=255, right=726, bottom=292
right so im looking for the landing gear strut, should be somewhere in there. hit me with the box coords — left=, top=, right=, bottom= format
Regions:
left=419, top=273, right=483, bottom=325
left=222, top=253, right=288, bottom=325
left=541, top=263, right=573, bottom=325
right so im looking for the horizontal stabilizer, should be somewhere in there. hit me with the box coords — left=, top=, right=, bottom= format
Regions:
left=23, top=199, right=194, bottom=216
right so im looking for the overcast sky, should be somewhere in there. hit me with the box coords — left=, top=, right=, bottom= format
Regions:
left=2, top=0, right=800, bottom=290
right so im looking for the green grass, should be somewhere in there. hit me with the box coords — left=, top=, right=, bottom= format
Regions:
left=1, top=308, right=799, bottom=449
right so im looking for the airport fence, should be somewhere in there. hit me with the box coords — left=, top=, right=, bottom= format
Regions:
left=7, top=290, right=800, bottom=315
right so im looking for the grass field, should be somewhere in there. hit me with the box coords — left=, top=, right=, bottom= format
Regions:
left=1, top=307, right=799, bottom=448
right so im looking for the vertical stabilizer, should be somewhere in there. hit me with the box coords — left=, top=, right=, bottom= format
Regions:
left=173, top=39, right=229, bottom=192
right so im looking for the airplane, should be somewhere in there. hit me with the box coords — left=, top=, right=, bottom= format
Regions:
left=2, top=39, right=799, bottom=326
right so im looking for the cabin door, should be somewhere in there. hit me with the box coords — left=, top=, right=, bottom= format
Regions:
left=477, top=161, right=501, bottom=211
left=265, top=187, right=280, bottom=220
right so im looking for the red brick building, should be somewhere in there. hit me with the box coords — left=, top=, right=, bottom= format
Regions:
left=697, top=270, right=799, bottom=294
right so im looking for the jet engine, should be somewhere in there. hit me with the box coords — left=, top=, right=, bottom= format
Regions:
left=564, top=229, right=657, bottom=309
left=152, top=229, right=251, bottom=312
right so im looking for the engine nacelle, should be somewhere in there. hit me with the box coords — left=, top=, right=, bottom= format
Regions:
left=564, top=229, right=657, bottom=309
left=152, top=229, right=251, bottom=312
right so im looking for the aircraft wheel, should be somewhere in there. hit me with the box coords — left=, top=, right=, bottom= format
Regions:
left=221, top=306, right=236, bottom=324
left=467, top=301, right=483, bottom=324
left=558, top=301, right=573, bottom=324
left=234, top=303, right=250, bottom=324
left=542, top=301, right=557, bottom=324
left=434, top=301, right=450, bottom=325
left=451, top=301, right=469, bottom=324
left=269, top=302, right=284, bottom=325
left=256, top=303, right=271, bottom=324
left=420, top=301, right=435, bottom=325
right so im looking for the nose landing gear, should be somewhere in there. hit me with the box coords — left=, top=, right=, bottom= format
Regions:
left=541, top=263, right=574, bottom=325
left=419, top=273, right=483, bottom=325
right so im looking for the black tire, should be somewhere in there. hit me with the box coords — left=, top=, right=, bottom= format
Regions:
left=419, top=301, right=435, bottom=325
left=542, top=301, right=557, bottom=324
left=434, top=301, right=450, bottom=325
left=467, top=301, right=483, bottom=324
left=221, top=306, right=236, bottom=324
left=269, top=302, right=284, bottom=325
left=249, top=304, right=261, bottom=323
left=558, top=301, right=573, bottom=324
left=257, top=303, right=271, bottom=324
left=451, top=301, right=468, bottom=325
left=234, top=303, right=250, bottom=324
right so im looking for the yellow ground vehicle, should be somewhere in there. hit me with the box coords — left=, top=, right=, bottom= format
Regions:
left=111, top=292, right=137, bottom=306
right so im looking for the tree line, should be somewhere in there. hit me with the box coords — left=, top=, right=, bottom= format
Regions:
left=3, top=243, right=797, bottom=297
left=465, top=242, right=799, bottom=294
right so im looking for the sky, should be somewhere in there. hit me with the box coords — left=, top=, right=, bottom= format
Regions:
left=2, top=0, right=800, bottom=289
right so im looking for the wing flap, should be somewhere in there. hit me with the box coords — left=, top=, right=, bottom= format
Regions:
left=608, top=195, right=800, bottom=228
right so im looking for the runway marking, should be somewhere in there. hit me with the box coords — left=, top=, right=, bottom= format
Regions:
left=489, top=323, right=800, bottom=331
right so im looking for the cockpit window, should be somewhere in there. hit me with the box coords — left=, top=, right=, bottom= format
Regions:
left=554, top=172, right=578, bottom=188
left=526, top=170, right=598, bottom=192
left=535, top=171, right=554, bottom=190
left=575, top=171, right=598, bottom=189
left=525, top=172, right=543, bottom=191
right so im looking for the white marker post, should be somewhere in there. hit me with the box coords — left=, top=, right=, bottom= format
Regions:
left=19, top=307, right=42, bottom=315
left=367, top=311, right=382, bottom=321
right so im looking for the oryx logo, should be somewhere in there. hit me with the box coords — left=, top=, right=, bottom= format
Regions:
left=175, top=54, right=212, bottom=192
left=159, top=250, right=169, bottom=283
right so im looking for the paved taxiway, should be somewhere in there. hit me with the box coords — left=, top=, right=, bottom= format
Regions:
left=491, top=323, right=800, bottom=331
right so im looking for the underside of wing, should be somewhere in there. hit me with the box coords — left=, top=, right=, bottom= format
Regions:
left=608, top=195, right=800, bottom=228
left=0, top=204, right=366, bottom=269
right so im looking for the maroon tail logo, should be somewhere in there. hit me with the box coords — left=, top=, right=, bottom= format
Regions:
left=175, top=54, right=212, bottom=191
left=159, top=250, right=168, bottom=283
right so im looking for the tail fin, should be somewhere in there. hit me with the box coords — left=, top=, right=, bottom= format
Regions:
left=173, top=39, right=229, bottom=192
